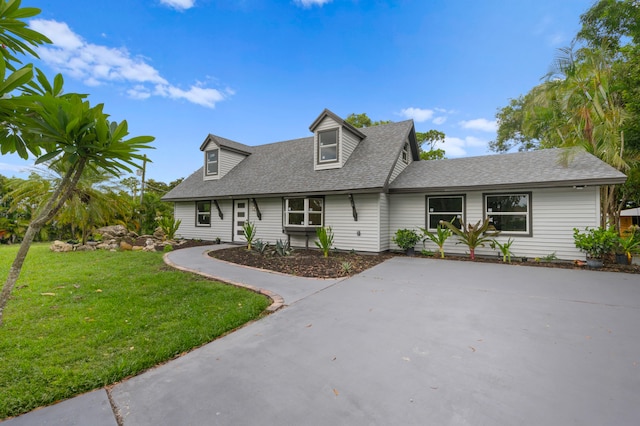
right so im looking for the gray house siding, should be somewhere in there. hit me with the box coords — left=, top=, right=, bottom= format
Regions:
left=389, top=139, right=412, bottom=182
left=379, top=193, right=390, bottom=251
left=389, top=186, right=601, bottom=260
left=174, top=200, right=233, bottom=241
left=202, top=140, right=248, bottom=181
left=324, top=193, right=381, bottom=252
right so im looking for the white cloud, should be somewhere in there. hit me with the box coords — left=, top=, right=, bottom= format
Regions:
left=29, top=19, right=228, bottom=109
left=160, top=0, right=195, bottom=10
left=459, top=118, right=497, bottom=132
left=294, top=0, right=332, bottom=7
left=400, top=107, right=434, bottom=123
left=437, top=136, right=488, bottom=157
left=432, top=116, right=447, bottom=125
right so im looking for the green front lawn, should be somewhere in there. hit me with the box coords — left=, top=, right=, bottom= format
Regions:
left=0, top=244, right=271, bottom=419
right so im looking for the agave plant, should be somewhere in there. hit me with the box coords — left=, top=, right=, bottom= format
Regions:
left=442, top=218, right=499, bottom=260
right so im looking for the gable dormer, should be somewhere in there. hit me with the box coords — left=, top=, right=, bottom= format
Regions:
left=199, top=134, right=252, bottom=181
left=309, top=109, right=366, bottom=171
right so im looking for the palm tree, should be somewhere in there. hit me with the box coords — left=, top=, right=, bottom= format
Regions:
left=528, top=45, right=632, bottom=228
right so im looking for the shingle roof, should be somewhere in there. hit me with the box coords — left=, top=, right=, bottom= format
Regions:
left=199, top=134, right=253, bottom=155
left=163, top=120, right=415, bottom=201
left=389, top=148, right=627, bottom=192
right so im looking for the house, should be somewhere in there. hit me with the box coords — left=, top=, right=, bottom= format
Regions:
left=162, top=109, right=627, bottom=260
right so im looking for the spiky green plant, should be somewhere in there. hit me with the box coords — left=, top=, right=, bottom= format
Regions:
left=314, top=226, right=334, bottom=258
left=242, top=221, right=257, bottom=251
left=420, top=222, right=452, bottom=258
left=490, top=238, right=515, bottom=263
left=442, top=218, right=499, bottom=260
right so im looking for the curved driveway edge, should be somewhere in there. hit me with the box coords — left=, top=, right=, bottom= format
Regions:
left=164, top=244, right=345, bottom=310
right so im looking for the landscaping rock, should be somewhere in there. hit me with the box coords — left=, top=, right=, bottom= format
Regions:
left=120, top=241, right=133, bottom=251
left=76, top=244, right=96, bottom=251
left=50, top=240, right=73, bottom=252
left=95, top=225, right=128, bottom=239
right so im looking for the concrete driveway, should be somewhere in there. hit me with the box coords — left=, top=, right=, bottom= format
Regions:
left=5, top=255, right=640, bottom=425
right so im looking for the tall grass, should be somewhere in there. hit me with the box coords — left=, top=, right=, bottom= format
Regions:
left=0, top=244, right=270, bottom=419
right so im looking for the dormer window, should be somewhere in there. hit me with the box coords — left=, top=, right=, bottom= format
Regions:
left=206, top=149, right=219, bottom=176
left=318, top=129, right=339, bottom=163
left=402, top=143, right=409, bottom=164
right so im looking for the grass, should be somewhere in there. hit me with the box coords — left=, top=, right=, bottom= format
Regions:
left=0, top=244, right=271, bottom=419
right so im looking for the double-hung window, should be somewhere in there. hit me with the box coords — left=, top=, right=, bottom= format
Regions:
left=285, top=198, right=323, bottom=227
left=426, top=195, right=464, bottom=230
left=196, top=201, right=211, bottom=226
left=205, top=149, right=219, bottom=176
left=318, top=129, right=338, bottom=163
left=485, top=193, right=531, bottom=235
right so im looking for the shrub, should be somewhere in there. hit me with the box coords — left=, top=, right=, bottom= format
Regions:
left=163, top=244, right=173, bottom=252
left=573, top=227, right=618, bottom=259
left=442, top=218, right=499, bottom=260
left=419, top=222, right=452, bottom=258
left=490, top=238, right=514, bottom=263
left=392, top=229, right=421, bottom=251
left=315, top=226, right=334, bottom=258
left=159, top=216, right=182, bottom=240
left=242, top=221, right=257, bottom=250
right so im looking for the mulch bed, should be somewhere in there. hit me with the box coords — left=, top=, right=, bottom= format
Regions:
left=204, top=245, right=640, bottom=278
left=208, top=246, right=394, bottom=278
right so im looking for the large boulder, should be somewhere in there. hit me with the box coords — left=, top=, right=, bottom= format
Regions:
left=50, top=240, right=73, bottom=252
left=95, top=225, right=128, bottom=239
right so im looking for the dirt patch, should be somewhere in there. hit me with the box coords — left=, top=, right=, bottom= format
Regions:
left=205, top=245, right=640, bottom=278
left=208, top=246, right=394, bottom=278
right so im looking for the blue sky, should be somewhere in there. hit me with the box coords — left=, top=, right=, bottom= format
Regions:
left=1, top=0, right=593, bottom=183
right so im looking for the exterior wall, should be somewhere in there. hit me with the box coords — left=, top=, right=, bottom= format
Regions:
left=389, top=186, right=601, bottom=260
left=201, top=140, right=247, bottom=181
left=313, top=116, right=341, bottom=171
left=313, top=116, right=361, bottom=171
left=341, top=128, right=360, bottom=165
left=323, top=193, right=381, bottom=252
left=173, top=193, right=385, bottom=252
left=389, top=138, right=413, bottom=182
left=174, top=200, right=234, bottom=241
left=379, top=193, right=390, bottom=251
left=250, top=198, right=287, bottom=243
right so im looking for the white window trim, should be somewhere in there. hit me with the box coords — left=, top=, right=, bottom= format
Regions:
left=205, top=149, right=219, bottom=176
left=426, top=195, right=465, bottom=231
left=196, top=200, right=211, bottom=227
left=484, top=192, right=531, bottom=236
left=285, top=198, right=324, bottom=227
left=318, top=129, right=339, bottom=164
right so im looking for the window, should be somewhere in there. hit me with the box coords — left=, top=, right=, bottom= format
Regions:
left=196, top=201, right=211, bottom=226
left=427, top=195, right=464, bottom=230
left=318, top=129, right=338, bottom=163
left=402, top=143, right=409, bottom=164
left=485, top=193, right=530, bottom=235
left=205, top=149, right=218, bottom=176
left=285, top=198, right=323, bottom=227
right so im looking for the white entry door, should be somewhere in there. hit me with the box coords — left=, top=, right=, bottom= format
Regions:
left=234, top=200, right=249, bottom=242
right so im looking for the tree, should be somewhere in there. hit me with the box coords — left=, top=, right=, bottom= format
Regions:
left=346, top=112, right=447, bottom=159
left=416, top=130, right=446, bottom=160
left=577, top=0, right=640, bottom=49
left=345, top=113, right=391, bottom=128
left=0, top=92, right=154, bottom=325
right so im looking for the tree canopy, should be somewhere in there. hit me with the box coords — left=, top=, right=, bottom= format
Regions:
left=490, top=0, right=640, bottom=224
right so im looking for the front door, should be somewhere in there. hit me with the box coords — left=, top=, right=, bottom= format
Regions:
left=234, top=199, right=249, bottom=242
